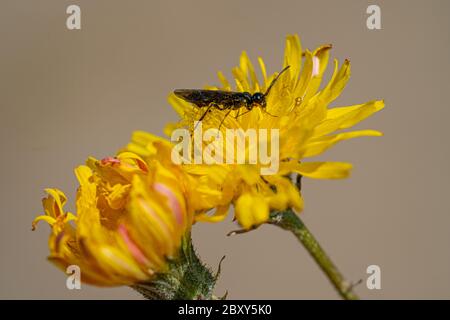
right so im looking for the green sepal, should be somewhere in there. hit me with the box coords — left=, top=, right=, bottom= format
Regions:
left=131, top=233, right=218, bottom=300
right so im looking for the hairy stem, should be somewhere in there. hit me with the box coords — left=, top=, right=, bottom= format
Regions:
left=269, top=210, right=359, bottom=300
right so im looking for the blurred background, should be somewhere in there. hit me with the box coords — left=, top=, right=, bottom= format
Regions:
left=1, top=0, right=449, bottom=299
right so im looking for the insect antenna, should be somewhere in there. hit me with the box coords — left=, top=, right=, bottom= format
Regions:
left=263, top=65, right=291, bottom=97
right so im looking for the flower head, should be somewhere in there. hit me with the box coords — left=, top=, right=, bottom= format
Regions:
left=158, top=34, right=384, bottom=229
left=33, top=151, right=192, bottom=286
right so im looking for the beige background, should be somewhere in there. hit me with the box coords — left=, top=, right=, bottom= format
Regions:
left=1, top=0, right=449, bottom=299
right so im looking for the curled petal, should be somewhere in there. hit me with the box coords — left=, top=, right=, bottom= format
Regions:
left=235, top=193, right=270, bottom=230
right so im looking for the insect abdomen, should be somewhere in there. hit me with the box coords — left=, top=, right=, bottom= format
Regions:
left=174, top=89, right=249, bottom=109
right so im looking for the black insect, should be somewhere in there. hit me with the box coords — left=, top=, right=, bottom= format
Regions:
left=174, top=65, right=290, bottom=128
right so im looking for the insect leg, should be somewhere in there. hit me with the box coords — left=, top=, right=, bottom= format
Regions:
left=234, top=108, right=240, bottom=119
left=235, top=108, right=252, bottom=118
left=262, top=109, right=278, bottom=117
left=194, top=105, right=214, bottom=130
left=218, top=109, right=233, bottom=131
left=216, top=103, right=228, bottom=111
left=198, top=105, right=213, bottom=121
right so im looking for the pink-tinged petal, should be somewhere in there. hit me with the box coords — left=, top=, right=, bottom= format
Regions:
left=118, top=224, right=150, bottom=266
left=312, top=56, right=320, bottom=77
left=154, top=183, right=184, bottom=226
left=100, top=157, right=121, bottom=166
left=54, top=231, right=65, bottom=253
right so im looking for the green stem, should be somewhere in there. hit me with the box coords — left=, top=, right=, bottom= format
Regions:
left=269, top=210, right=359, bottom=300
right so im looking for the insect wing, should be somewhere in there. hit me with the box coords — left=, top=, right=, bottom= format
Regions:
left=174, top=89, right=239, bottom=108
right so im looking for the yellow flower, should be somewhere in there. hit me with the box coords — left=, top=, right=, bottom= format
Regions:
left=127, top=131, right=235, bottom=222
left=32, top=151, right=192, bottom=286
left=159, top=34, right=384, bottom=229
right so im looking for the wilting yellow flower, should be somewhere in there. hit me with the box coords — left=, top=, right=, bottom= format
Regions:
left=152, top=34, right=384, bottom=229
left=32, top=151, right=193, bottom=286
left=126, top=132, right=234, bottom=218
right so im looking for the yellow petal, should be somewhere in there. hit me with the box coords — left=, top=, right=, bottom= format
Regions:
left=163, top=122, right=180, bottom=137
left=264, top=175, right=304, bottom=213
left=97, top=246, right=149, bottom=282
left=106, top=184, right=131, bottom=210
left=127, top=131, right=169, bottom=158
left=293, top=50, right=313, bottom=102
left=65, top=212, right=77, bottom=223
left=43, top=188, right=67, bottom=218
left=235, top=193, right=269, bottom=230
left=300, top=59, right=351, bottom=125
left=288, top=161, right=353, bottom=179
left=302, top=44, right=332, bottom=102
left=168, top=92, right=194, bottom=117
left=217, top=71, right=232, bottom=91
left=195, top=205, right=230, bottom=223
left=240, top=51, right=260, bottom=92
left=258, top=57, right=268, bottom=85
left=283, top=34, right=302, bottom=87
left=31, top=215, right=56, bottom=230
left=128, top=175, right=179, bottom=257
left=301, top=130, right=383, bottom=158
left=232, top=65, right=250, bottom=92
left=314, top=100, right=385, bottom=137
left=321, top=58, right=351, bottom=104
left=116, top=152, right=149, bottom=174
